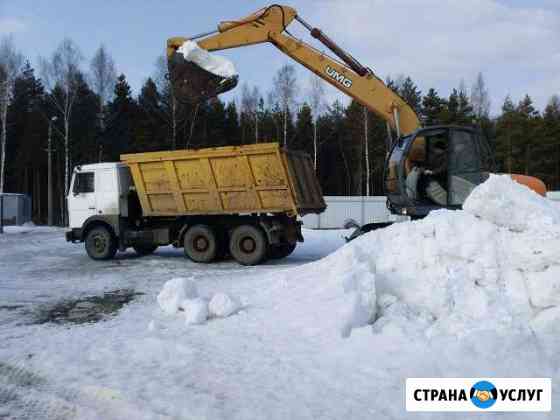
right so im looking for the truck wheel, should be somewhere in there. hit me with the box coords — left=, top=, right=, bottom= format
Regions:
left=184, top=225, right=218, bottom=263
left=268, top=242, right=297, bottom=259
left=229, top=225, right=268, bottom=266
left=133, top=244, right=158, bottom=256
left=85, top=226, right=117, bottom=260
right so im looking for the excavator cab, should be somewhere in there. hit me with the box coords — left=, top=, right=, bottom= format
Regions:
left=384, top=126, right=495, bottom=217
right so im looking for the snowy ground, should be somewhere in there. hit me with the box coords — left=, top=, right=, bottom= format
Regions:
left=1, top=177, right=559, bottom=419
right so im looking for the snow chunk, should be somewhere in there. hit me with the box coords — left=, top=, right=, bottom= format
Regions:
left=463, top=174, right=560, bottom=231
left=339, top=261, right=376, bottom=338
left=157, top=277, right=198, bottom=315
left=177, top=40, right=237, bottom=78
left=183, top=298, right=209, bottom=325
left=208, top=293, right=241, bottom=318
left=526, top=266, right=560, bottom=309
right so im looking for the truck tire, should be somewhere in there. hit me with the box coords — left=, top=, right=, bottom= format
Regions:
left=229, top=225, right=268, bottom=266
left=85, top=226, right=117, bottom=260
left=133, top=244, right=158, bottom=256
left=184, top=225, right=218, bottom=263
left=268, top=242, right=297, bottom=260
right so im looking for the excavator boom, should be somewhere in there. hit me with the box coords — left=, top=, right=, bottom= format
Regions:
left=167, top=4, right=421, bottom=136
left=166, top=4, right=547, bottom=234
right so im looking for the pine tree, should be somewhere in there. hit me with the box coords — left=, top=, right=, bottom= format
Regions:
left=421, top=88, right=446, bottom=125
left=344, top=100, right=366, bottom=194
left=399, top=77, right=422, bottom=114
left=543, top=96, right=560, bottom=188
left=294, top=103, right=313, bottom=153
left=437, top=86, right=474, bottom=126
left=316, top=100, right=349, bottom=195
left=516, top=95, right=542, bottom=176
left=70, top=72, right=99, bottom=165
left=495, top=96, right=516, bottom=173
left=8, top=61, right=48, bottom=220
left=224, top=101, right=240, bottom=145
left=205, top=99, right=227, bottom=147
left=136, top=77, right=165, bottom=152
left=457, top=87, right=474, bottom=125
left=105, top=74, right=137, bottom=160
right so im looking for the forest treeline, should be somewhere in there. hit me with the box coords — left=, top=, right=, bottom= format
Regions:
left=1, top=38, right=559, bottom=225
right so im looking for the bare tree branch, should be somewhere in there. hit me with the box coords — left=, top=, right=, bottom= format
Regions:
left=471, top=72, right=491, bottom=120
left=39, top=38, right=83, bottom=224
left=0, top=35, right=23, bottom=193
left=273, top=64, right=298, bottom=147
left=90, top=44, right=117, bottom=107
left=307, top=74, right=325, bottom=170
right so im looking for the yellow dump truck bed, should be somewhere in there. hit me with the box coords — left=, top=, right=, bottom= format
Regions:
left=121, top=143, right=326, bottom=217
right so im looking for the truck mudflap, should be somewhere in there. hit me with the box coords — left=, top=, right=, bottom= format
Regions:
left=295, top=220, right=304, bottom=242
left=65, top=229, right=82, bottom=243
left=260, top=217, right=303, bottom=245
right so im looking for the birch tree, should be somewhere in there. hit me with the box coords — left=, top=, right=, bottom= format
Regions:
left=241, top=83, right=261, bottom=143
left=40, top=38, right=83, bottom=205
left=154, top=55, right=187, bottom=149
left=471, top=72, right=491, bottom=120
left=0, top=36, right=23, bottom=193
left=307, top=75, right=324, bottom=170
left=89, top=45, right=116, bottom=160
left=273, top=64, right=297, bottom=147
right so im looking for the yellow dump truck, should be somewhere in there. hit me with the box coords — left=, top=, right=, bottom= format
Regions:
left=66, top=143, right=326, bottom=265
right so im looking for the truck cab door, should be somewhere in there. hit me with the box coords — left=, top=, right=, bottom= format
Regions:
left=95, top=168, right=120, bottom=217
left=68, top=171, right=96, bottom=228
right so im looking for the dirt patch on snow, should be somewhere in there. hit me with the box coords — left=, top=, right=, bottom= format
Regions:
left=32, top=289, right=143, bottom=325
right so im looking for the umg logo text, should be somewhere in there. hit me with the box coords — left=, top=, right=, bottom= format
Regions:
left=325, top=66, right=352, bottom=88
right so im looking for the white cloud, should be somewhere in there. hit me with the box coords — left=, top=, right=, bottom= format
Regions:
left=0, top=17, right=27, bottom=35
left=308, top=0, right=560, bottom=113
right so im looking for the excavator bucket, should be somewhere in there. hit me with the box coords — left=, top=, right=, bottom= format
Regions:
left=167, top=51, right=239, bottom=104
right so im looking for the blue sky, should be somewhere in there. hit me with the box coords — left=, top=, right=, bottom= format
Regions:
left=1, top=0, right=559, bottom=114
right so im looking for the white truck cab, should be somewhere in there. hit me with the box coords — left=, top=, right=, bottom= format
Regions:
left=67, top=163, right=131, bottom=229
left=68, top=160, right=170, bottom=262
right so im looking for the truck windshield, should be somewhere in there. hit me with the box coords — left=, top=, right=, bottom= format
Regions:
left=73, top=172, right=95, bottom=194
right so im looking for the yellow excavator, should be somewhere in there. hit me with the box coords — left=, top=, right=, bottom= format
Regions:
left=166, top=4, right=546, bottom=235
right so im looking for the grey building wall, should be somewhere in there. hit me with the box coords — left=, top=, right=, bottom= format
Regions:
left=0, top=194, right=32, bottom=225
left=302, top=193, right=560, bottom=229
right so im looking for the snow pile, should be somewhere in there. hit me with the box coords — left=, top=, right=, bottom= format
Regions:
left=208, top=293, right=242, bottom=318
left=177, top=40, right=237, bottom=78
left=157, top=277, right=241, bottom=325
left=337, top=253, right=377, bottom=338
left=312, top=174, right=560, bottom=341
left=183, top=298, right=209, bottom=325
left=157, top=277, right=198, bottom=315
left=464, top=174, right=560, bottom=231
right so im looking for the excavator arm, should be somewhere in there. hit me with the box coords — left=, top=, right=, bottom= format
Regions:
left=167, top=4, right=421, bottom=136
